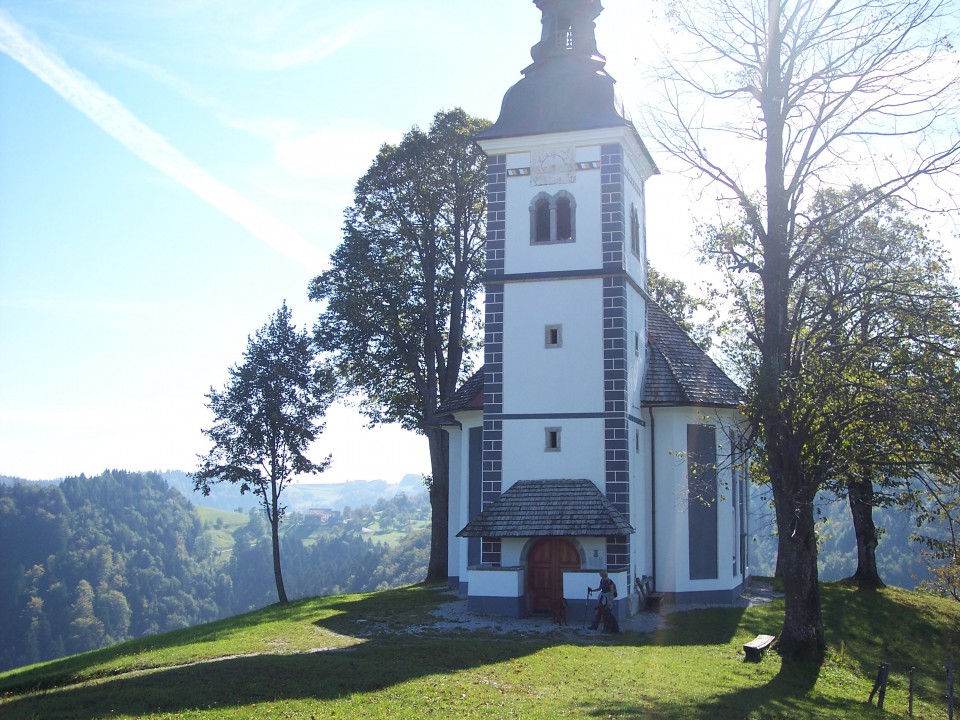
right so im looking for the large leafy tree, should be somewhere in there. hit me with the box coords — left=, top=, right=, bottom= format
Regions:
left=309, top=109, right=489, bottom=580
left=193, top=302, right=334, bottom=603
left=651, top=0, right=960, bottom=661
left=707, top=187, right=960, bottom=590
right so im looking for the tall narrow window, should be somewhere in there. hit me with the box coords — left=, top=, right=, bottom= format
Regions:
left=534, top=197, right=551, bottom=243
left=687, top=424, right=719, bottom=580
left=556, top=195, right=572, bottom=241
left=631, top=204, right=641, bottom=256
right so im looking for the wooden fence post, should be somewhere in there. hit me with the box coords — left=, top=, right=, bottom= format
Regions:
left=878, top=663, right=890, bottom=710
left=869, top=663, right=890, bottom=709
left=909, top=667, right=915, bottom=717
left=947, top=660, right=954, bottom=720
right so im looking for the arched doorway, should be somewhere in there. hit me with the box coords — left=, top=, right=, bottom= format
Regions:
left=527, top=537, right=581, bottom=614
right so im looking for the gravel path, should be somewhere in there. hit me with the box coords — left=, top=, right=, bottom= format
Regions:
left=421, top=581, right=782, bottom=637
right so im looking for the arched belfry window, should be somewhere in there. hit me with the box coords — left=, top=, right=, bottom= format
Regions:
left=556, top=194, right=573, bottom=241
left=530, top=191, right=576, bottom=245
left=534, top=196, right=551, bottom=243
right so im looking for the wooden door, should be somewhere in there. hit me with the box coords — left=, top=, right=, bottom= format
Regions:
left=527, top=538, right=580, bottom=613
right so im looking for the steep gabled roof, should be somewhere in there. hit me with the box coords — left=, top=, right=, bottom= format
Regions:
left=457, top=478, right=634, bottom=538
left=644, top=303, right=743, bottom=408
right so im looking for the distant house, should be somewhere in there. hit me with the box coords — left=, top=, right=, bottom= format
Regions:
left=431, top=0, right=750, bottom=621
left=304, top=508, right=341, bottom=526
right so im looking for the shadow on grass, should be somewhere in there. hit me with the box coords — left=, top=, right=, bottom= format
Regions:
left=820, top=582, right=960, bottom=701
left=0, top=584, right=761, bottom=719
left=0, top=597, right=331, bottom=696
left=578, top=661, right=830, bottom=720
left=0, top=637, right=532, bottom=719
left=0, top=584, right=802, bottom=720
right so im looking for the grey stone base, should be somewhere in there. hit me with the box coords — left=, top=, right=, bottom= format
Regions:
left=466, top=594, right=526, bottom=617
left=660, top=580, right=745, bottom=606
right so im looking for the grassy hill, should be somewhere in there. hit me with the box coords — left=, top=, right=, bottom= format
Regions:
left=1, top=581, right=957, bottom=719
left=195, top=505, right=248, bottom=554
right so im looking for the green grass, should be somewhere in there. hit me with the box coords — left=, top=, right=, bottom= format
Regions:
left=1, top=581, right=957, bottom=719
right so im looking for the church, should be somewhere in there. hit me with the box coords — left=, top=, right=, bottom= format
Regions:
left=432, top=0, right=750, bottom=621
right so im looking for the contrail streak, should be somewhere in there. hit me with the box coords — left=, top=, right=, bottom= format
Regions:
left=0, top=9, right=326, bottom=269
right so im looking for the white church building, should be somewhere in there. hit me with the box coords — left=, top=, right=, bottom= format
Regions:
left=433, top=0, right=750, bottom=621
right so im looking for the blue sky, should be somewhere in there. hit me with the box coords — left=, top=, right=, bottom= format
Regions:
left=4, top=1, right=953, bottom=484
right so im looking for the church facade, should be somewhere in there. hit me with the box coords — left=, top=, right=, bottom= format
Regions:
left=434, top=0, right=750, bottom=620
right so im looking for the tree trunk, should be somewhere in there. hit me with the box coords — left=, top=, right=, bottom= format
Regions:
left=848, top=478, right=885, bottom=589
left=773, top=477, right=825, bottom=663
left=425, top=427, right=450, bottom=581
left=758, top=0, right=824, bottom=664
left=774, top=536, right=784, bottom=578
left=269, top=482, right=288, bottom=604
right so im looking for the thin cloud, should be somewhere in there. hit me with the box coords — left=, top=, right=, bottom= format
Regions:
left=0, top=9, right=327, bottom=270
left=238, top=21, right=364, bottom=71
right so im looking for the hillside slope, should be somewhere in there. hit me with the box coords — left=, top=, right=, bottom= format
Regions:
left=1, top=581, right=957, bottom=719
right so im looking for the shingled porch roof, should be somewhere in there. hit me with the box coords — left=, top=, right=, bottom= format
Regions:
left=457, top=479, right=635, bottom=538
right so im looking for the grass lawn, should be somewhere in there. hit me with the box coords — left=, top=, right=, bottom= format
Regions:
left=1, top=581, right=957, bottom=719
left=195, top=506, right=248, bottom=555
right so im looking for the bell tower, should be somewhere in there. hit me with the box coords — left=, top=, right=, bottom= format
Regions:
left=474, top=0, right=658, bottom=578
left=530, top=0, right=603, bottom=63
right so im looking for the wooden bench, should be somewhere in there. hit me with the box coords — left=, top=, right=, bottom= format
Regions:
left=743, top=634, right=776, bottom=662
left=637, top=575, right=665, bottom=611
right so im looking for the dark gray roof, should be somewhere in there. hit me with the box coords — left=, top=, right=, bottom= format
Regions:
left=475, top=59, right=630, bottom=141
left=458, top=478, right=634, bottom=538
left=644, top=304, right=743, bottom=408
left=435, top=368, right=484, bottom=415
left=475, top=0, right=654, bottom=168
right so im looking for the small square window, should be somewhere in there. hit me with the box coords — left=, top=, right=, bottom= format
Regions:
left=545, top=324, right=563, bottom=348
left=545, top=427, right=562, bottom=452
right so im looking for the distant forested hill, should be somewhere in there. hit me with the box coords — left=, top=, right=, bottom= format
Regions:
left=161, top=470, right=427, bottom=514
left=748, top=488, right=942, bottom=589
left=0, top=470, right=223, bottom=671
left=0, top=471, right=430, bottom=673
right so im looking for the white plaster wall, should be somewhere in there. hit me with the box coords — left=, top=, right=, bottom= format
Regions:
left=449, top=410, right=483, bottom=577
left=501, top=418, right=606, bottom=489
left=622, top=163, right=647, bottom=287
left=651, top=406, right=746, bottom=595
left=628, top=292, right=647, bottom=414
left=638, top=415, right=655, bottom=578
left=564, top=568, right=602, bottom=601
left=579, top=536, right=607, bottom=570
left=500, top=537, right=527, bottom=567
left=628, top=414, right=647, bottom=585
left=503, top=145, right=605, bottom=275
left=502, top=279, right=604, bottom=415
left=446, top=422, right=463, bottom=580
left=467, top=568, right=524, bottom=598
